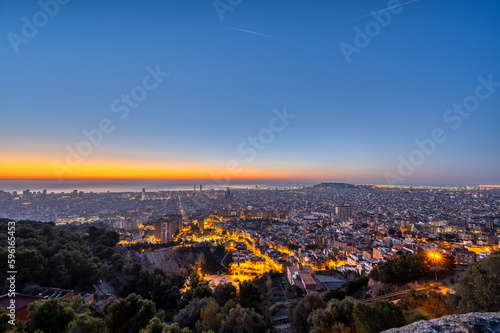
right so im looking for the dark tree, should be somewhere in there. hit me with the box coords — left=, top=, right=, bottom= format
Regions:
left=106, top=293, right=159, bottom=333
left=289, top=294, right=326, bottom=333
left=213, top=282, right=237, bottom=306
left=449, top=252, right=500, bottom=313
left=220, top=305, right=267, bottom=333
left=353, top=300, right=405, bottom=333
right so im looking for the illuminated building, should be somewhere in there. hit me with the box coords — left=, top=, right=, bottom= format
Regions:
left=287, top=262, right=317, bottom=293
left=335, top=205, right=352, bottom=222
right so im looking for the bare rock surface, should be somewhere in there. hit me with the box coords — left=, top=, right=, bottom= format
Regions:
left=383, top=312, right=500, bottom=333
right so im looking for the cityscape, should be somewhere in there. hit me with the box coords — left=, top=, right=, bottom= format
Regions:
left=1, top=0, right=500, bottom=332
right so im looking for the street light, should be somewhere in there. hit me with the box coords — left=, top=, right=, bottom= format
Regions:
left=427, top=251, right=442, bottom=281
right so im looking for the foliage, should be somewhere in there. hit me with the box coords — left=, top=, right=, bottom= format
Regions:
left=193, top=285, right=213, bottom=300
left=307, top=297, right=357, bottom=333
left=67, top=314, right=108, bottom=333
left=406, top=311, right=429, bottom=324
left=195, top=299, right=222, bottom=333
left=289, top=294, right=326, bottom=333
left=173, top=297, right=213, bottom=330
left=213, top=282, right=237, bottom=306
left=398, top=289, right=452, bottom=320
left=323, top=277, right=368, bottom=302
left=448, top=252, right=500, bottom=313
left=85, top=226, right=119, bottom=249
left=353, top=300, right=405, bottom=333
left=288, top=284, right=305, bottom=299
left=220, top=305, right=267, bottom=333
left=106, top=293, right=160, bottom=333
left=0, top=307, right=11, bottom=333
left=369, top=254, right=426, bottom=285
left=238, top=281, right=265, bottom=311
left=27, top=298, right=76, bottom=333
left=139, top=318, right=167, bottom=333
left=369, top=253, right=455, bottom=285
left=163, top=323, right=193, bottom=333
left=0, top=220, right=101, bottom=291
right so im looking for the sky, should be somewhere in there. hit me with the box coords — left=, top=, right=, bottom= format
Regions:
left=1, top=0, right=500, bottom=186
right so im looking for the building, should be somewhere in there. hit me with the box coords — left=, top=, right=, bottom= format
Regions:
left=155, top=214, right=182, bottom=241
left=82, top=293, right=115, bottom=313
left=37, top=288, right=74, bottom=300
left=287, top=262, right=317, bottom=293
left=455, top=248, right=476, bottom=265
left=141, top=188, right=146, bottom=200
left=0, top=293, right=41, bottom=322
left=335, top=205, right=352, bottom=222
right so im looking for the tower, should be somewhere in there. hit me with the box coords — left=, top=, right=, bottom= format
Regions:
left=141, top=188, right=146, bottom=200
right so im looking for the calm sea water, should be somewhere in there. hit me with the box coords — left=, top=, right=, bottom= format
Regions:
left=0, top=179, right=314, bottom=193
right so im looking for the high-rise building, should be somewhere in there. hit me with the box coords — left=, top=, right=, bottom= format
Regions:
left=194, top=184, right=196, bottom=191
left=200, top=185, right=202, bottom=191
left=335, top=205, right=352, bottom=222
left=154, top=222, right=166, bottom=242
left=156, top=214, right=182, bottom=241
left=141, top=188, right=146, bottom=200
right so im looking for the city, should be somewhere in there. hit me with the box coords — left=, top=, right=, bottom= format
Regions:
left=0, top=183, right=499, bottom=331
left=2, top=0, right=500, bottom=332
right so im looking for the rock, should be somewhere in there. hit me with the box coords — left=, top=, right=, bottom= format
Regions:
left=383, top=312, right=500, bottom=333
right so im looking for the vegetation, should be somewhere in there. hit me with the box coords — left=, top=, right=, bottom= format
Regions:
left=369, top=253, right=455, bottom=285
left=449, top=252, right=500, bottom=313
left=0, top=220, right=102, bottom=292
left=398, top=289, right=453, bottom=320
left=352, top=300, right=406, bottom=333
left=323, top=276, right=368, bottom=302
left=2, top=218, right=499, bottom=333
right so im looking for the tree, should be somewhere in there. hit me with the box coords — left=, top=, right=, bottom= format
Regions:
left=139, top=318, right=167, bottom=333
left=449, top=253, right=500, bottom=313
left=163, top=323, right=193, bottom=333
left=238, top=281, right=264, bottom=310
left=195, top=299, right=222, bottom=333
left=188, top=273, right=206, bottom=290
left=323, top=277, right=368, bottom=302
left=27, top=298, right=76, bottom=333
left=0, top=307, right=11, bottom=333
left=213, top=282, right=237, bottom=306
left=67, top=314, right=107, bottom=333
left=398, top=289, right=452, bottom=320
left=106, top=293, right=159, bottom=333
left=307, top=297, right=357, bottom=333
left=193, top=285, right=213, bottom=300
left=353, top=300, right=405, bottom=333
left=288, top=285, right=305, bottom=299
left=289, top=294, right=326, bottom=333
left=220, top=305, right=267, bottom=333
left=173, top=297, right=213, bottom=330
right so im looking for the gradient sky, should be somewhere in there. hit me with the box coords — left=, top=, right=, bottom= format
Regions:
left=1, top=0, right=500, bottom=185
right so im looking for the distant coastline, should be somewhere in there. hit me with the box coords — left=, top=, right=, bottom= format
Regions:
left=0, top=178, right=315, bottom=193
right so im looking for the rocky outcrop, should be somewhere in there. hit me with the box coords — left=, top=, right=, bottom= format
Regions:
left=129, top=245, right=224, bottom=276
left=383, top=312, right=500, bottom=333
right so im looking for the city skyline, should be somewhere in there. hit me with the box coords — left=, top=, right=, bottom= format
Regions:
left=1, top=0, right=500, bottom=185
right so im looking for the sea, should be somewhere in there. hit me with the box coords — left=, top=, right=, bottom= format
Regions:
left=0, top=179, right=315, bottom=194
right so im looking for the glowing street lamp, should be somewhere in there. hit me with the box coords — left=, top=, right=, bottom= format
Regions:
left=427, top=251, right=442, bottom=281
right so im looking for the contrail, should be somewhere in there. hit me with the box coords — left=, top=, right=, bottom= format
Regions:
left=349, top=0, right=421, bottom=22
left=223, top=26, right=273, bottom=38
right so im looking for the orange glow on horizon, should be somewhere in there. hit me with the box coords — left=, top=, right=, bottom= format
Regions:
left=1, top=155, right=374, bottom=182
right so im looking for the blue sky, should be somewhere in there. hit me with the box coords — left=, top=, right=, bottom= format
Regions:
left=1, top=0, right=499, bottom=185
